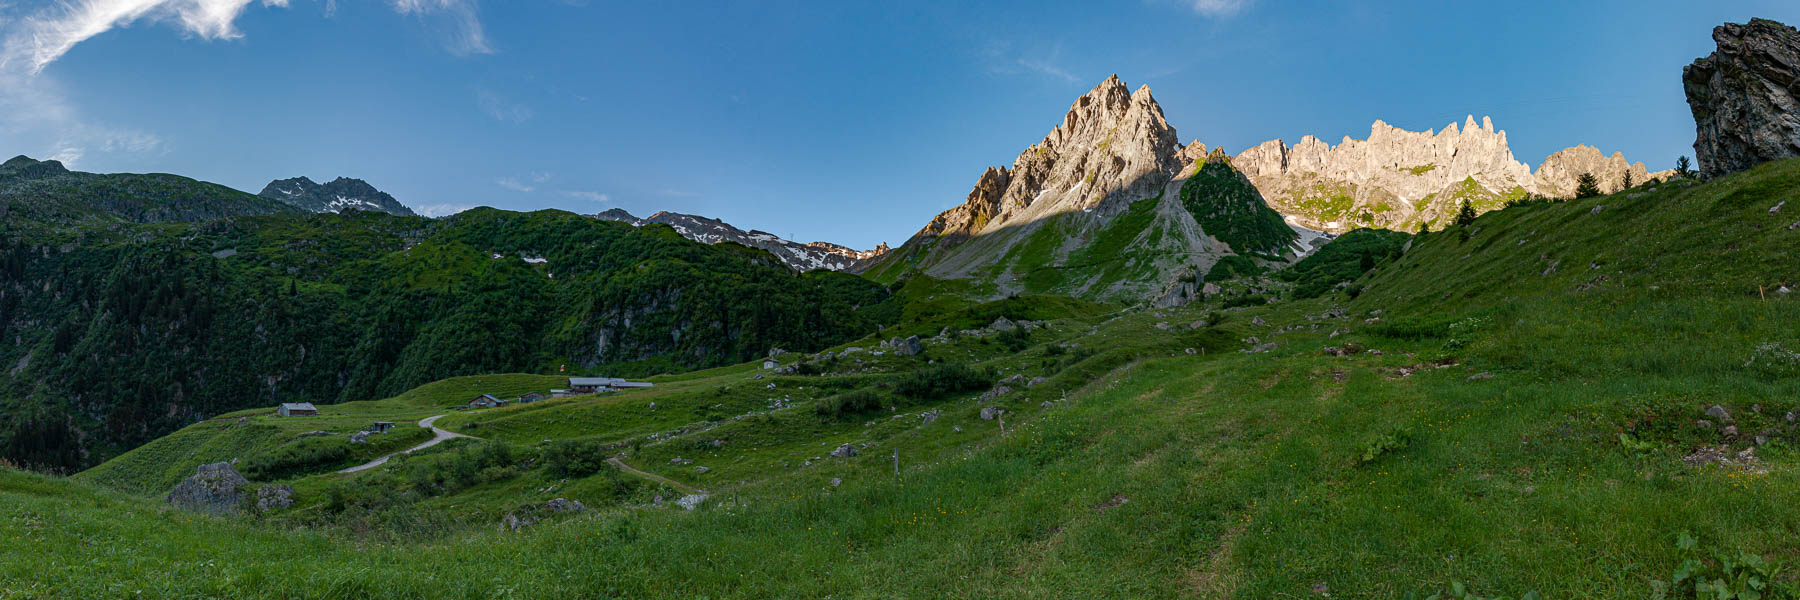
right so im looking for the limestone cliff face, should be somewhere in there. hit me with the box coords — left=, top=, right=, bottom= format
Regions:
left=1235, top=118, right=1662, bottom=232
left=1684, top=18, right=1800, bottom=179
left=862, top=76, right=1273, bottom=305
left=904, top=74, right=1185, bottom=250
left=1533, top=145, right=1657, bottom=196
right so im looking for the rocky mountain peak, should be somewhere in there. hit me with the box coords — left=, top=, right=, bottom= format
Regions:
left=259, top=175, right=416, bottom=217
left=0, top=155, right=71, bottom=181
left=592, top=209, right=887, bottom=272
left=907, top=75, right=1183, bottom=250
left=1684, top=18, right=1800, bottom=179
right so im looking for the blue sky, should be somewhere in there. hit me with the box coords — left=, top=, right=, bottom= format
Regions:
left=1, top=0, right=1796, bottom=249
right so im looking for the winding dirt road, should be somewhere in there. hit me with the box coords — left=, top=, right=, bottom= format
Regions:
left=338, top=415, right=470, bottom=474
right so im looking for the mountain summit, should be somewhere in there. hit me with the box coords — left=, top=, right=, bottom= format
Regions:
left=860, top=76, right=1300, bottom=305
left=259, top=176, right=417, bottom=217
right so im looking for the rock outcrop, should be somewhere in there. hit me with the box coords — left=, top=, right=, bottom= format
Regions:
left=1534, top=145, right=1659, bottom=196
left=1684, top=18, right=1800, bottom=179
left=166, top=462, right=250, bottom=515
left=259, top=176, right=418, bottom=217
left=1237, top=118, right=1662, bottom=232
left=901, top=74, right=1184, bottom=250
left=859, top=75, right=1280, bottom=305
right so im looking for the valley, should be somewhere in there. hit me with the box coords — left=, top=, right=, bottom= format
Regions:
left=3, top=10, right=1799, bottom=599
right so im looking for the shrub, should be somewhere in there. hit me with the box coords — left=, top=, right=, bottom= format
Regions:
left=892, top=363, right=991, bottom=401
left=815, top=389, right=888, bottom=420
left=544, top=439, right=612, bottom=477
left=241, top=436, right=351, bottom=480
left=996, top=326, right=1032, bottom=352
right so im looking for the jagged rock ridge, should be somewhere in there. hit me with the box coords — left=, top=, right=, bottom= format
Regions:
left=1684, top=18, right=1800, bottom=179
left=259, top=176, right=418, bottom=217
left=1235, top=118, right=1666, bottom=232
left=593, top=209, right=888, bottom=272
left=861, top=76, right=1306, bottom=304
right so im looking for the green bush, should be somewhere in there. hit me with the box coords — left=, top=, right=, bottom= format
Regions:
left=543, top=439, right=612, bottom=477
left=815, top=389, right=888, bottom=420
left=892, top=363, right=991, bottom=401
left=1204, top=255, right=1263, bottom=282
left=240, top=436, right=351, bottom=480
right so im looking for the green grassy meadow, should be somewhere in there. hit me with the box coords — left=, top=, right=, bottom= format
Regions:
left=3, top=160, right=1799, bottom=598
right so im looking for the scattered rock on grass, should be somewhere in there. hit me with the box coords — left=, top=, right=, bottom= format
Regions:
left=830, top=443, right=858, bottom=458
left=544, top=498, right=585, bottom=512
left=1466, top=372, right=1494, bottom=382
left=1705, top=405, right=1733, bottom=422
left=980, top=406, right=1004, bottom=421
left=166, top=462, right=250, bottom=515
left=255, top=484, right=294, bottom=512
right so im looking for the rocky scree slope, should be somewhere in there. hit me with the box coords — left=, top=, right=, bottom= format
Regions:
left=593, top=208, right=888, bottom=272
left=858, top=75, right=1298, bottom=305
left=259, top=176, right=418, bottom=217
left=1685, top=17, right=1800, bottom=179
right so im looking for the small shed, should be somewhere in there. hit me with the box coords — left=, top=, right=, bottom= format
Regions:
left=468, top=394, right=506, bottom=409
left=370, top=421, right=395, bottom=433
left=762, top=359, right=779, bottom=370
left=518, top=392, right=546, bottom=404
left=549, top=388, right=571, bottom=398
left=277, top=403, right=318, bottom=417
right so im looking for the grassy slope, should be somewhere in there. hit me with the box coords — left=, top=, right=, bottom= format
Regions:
left=4, top=161, right=1800, bottom=597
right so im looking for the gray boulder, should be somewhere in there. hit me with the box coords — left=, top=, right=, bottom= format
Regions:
left=544, top=498, right=586, bottom=512
left=255, top=484, right=294, bottom=512
left=830, top=443, right=858, bottom=458
left=893, top=336, right=924, bottom=356
left=1706, top=404, right=1733, bottom=422
left=991, top=317, right=1017, bottom=332
left=1684, top=18, right=1800, bottom=179
left=980, top=406, right=1005, bottom=421
left=979, top=385, right=1014, bottom=403
left=167, top=462, right=250, bottom=515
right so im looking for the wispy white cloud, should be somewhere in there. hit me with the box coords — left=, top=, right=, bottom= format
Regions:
left=0, top=0, right=288, bottom=74
left=1, top=0, right=492, bottom=74
left=392, top=0, right=489, bottom=55
left=0, top=0, right=494, bottom=167
left=560, top=190, right=608, bottom=204
left=476, top=89, right=532, bottom=123
left=416, top=203, right=475, bottom=217
left=1186, top=0, right=1251, bottom=17
left=495, top=177, right=534, bottom=192
left=981, top=40, right=1080, bottom=84
left=1016, top=57, right=1077, bottom=83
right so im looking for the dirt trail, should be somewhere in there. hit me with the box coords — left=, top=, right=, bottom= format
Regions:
left=607, top=457, right=707, bottom=495
left=338, top=415, right=470, bottom=474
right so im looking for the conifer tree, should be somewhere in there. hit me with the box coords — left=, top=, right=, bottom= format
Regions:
left=1575, top=173, right=1602, bottom=199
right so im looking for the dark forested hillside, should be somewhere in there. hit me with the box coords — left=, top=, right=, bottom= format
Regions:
left=0, top=206, right=896, bottom=472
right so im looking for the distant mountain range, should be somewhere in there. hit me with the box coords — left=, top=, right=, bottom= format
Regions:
left=1234, top=119, right=1676, bottom=233
left=594, top=208, right=889, bottom=272
left=259, top=176, right=417, bottom=217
